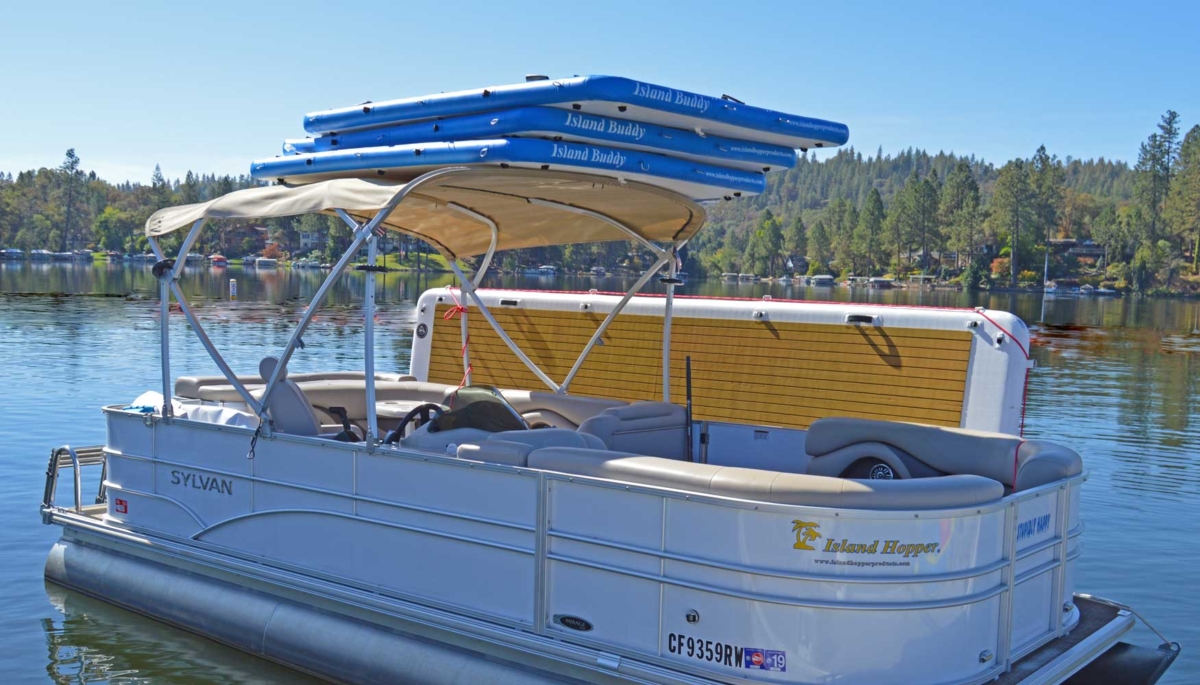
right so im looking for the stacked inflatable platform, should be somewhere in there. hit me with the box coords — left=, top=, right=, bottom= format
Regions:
left=252, top=75, right=850, bottom=202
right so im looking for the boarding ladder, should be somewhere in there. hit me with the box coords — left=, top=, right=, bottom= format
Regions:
left=41, top=445, right=107, bottom=523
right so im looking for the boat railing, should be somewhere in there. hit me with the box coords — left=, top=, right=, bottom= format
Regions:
left=42, top=445, right=107, bottom=523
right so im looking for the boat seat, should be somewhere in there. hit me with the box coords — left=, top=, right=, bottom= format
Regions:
left=453, top=429, right=606, bottom=467
left=498, top=390, right=628, bottom=429
left=257, top=357, right=321, bottom=437
left=804, top=417, right=1083, bottom=491
left=401, top=427, right=493, bottom=455
left=175, top=371, right=415, bottom=399
left=192, top=379, right=457, bottom=422
left=456, top=440, right=536, bottom=467
left=577, top=402, right=688, bottom=460
left=526, top=447, right=1004, bottom=510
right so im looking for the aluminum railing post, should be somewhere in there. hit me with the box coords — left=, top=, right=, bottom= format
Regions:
left=364, top=235, right=379, bottom=444
left=662, top=247, right=678, bottom=402
left=148, top=237, right=173, bottom=417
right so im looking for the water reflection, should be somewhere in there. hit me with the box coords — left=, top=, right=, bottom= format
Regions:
left=42, top=582, right=322, bottom=684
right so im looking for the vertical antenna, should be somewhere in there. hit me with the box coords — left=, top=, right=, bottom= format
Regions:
left=685, top=355, right=694, bottom=462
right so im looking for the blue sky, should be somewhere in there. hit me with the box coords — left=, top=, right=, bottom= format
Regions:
left=1, top=0, right=1196, bottom=183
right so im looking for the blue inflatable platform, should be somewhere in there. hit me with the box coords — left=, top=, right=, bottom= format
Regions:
left=285, top=106, right=797, bottom=172
left=302, top=76, right=848, bottom=151
left=251, top=138, right=765, bottom=201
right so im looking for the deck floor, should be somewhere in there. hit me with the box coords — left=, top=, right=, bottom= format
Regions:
left=994, top=597, right=1119, bottom=685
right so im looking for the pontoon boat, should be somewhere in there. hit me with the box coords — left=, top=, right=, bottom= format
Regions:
left=41, top=168, right=1177, bottom=685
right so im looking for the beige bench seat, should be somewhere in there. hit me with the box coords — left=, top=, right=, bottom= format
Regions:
left=804, top=417, right=1083, bottom=491
left=525, top=447, right=1003, bottom=510
left=454, top=428, right=608, bottom=466
left=182, top=376, right=627, bottom=430
left=175, top=372, right=415, bottom=399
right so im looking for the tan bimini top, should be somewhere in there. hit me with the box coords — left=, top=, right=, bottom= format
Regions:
left=144, top=168, right=706, bottom=258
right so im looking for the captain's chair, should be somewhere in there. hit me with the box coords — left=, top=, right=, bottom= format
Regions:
left=259, top=356, right=321, bottom=436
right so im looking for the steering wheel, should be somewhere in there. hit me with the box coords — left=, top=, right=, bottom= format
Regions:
left=384, top=403, right=445, bottom=444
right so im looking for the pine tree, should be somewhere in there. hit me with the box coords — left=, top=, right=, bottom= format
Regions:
left=806, top=219, right=832, bottom=275
left=181, top=171, right=200, bottom=204
left=915, top=172, right=940, bottom=273
left=57, top=149, right=82, bottom=252
left=150, top=164, right=172, bottom=210
left=1165, top=126, right=1200, bottom=272
left=991, top=160, right=1035, bottom=286
left=1030, top=145, right=1065, bottom=281
left=939, top=161, right=982, bottom=267
left=1134, top=111, right=1181, bottom=242
left=763, top=211, right=784, bottom=274
left=855, top=188, right=885, bottom=275
left=886, top=172, right=918, bottom=275
left=784, top=216, right=807, bottom=267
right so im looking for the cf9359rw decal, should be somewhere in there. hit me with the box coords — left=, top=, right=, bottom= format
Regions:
left=667, top=633, right=786, bottom=672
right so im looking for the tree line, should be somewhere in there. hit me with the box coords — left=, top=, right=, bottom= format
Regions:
left=2, top=110, right=1198, bottom=291
left=694, top=111, right=1199, bottom=292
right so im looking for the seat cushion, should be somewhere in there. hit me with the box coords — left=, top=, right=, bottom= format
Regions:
left=258, top=357, right=320, bottom=436
left=500, top=390, right=627, bottom=428
left=806, top=417, right=1082, bottom=490
left=401, top=427, right=493, bottom=454
left=456, top=440, right=534, bottom=466
left=487, top=428, right=607, bottom=451
left=176, top=371, right=415, bottom=399
left=527, top=447, right=1004, bottom=510
left=577, top=401, right=688, bottom=460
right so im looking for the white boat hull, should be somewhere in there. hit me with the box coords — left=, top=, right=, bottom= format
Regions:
left=45, top=411, right=1092, bottom=684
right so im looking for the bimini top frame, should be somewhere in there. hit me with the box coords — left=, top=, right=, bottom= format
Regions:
left=143, top=167, right=705, bottom=446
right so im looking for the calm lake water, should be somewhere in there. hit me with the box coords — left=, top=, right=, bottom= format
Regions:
left=1, top=261, right=1196, bottom=684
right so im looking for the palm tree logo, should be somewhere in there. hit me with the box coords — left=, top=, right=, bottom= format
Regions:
left=792, top=520, right=822, bottom=550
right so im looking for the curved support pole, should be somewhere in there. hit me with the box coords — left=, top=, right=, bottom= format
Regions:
left=171, top=219, right=205, bottom=281
left=446, top=260, right=561, bottom=393
left=445, top=202, right=500, bottom=386
left=258, top=166, right=473, bottom=428
left=527, top=197, right=668, bottom=261
left=560, top=253, right=671, bottom=394
left=446, top=203, right=498, bottom=287
left=149, top=225, right=262, bottom=413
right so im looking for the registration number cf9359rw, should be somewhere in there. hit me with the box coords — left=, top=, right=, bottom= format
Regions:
left=667, top=633, right=787, bottom=672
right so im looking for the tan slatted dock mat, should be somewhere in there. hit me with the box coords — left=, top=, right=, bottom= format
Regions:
left=428, top=305, right=973, bottom=429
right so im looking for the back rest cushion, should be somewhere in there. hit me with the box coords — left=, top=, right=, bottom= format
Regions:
left=500, top=390, right=628, bottom=428
left=578, top=402, right=688, bottom=460
left=258, top=357, right=320, bottom=436
left=806, top=417, right=1081, bottom=490
left=1015, top=440, right=1084, bottom=491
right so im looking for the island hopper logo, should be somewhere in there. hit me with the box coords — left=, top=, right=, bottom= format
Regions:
left=791, top=520, right=941, bottom=558
left=792, top=520, right=822, bottom=550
